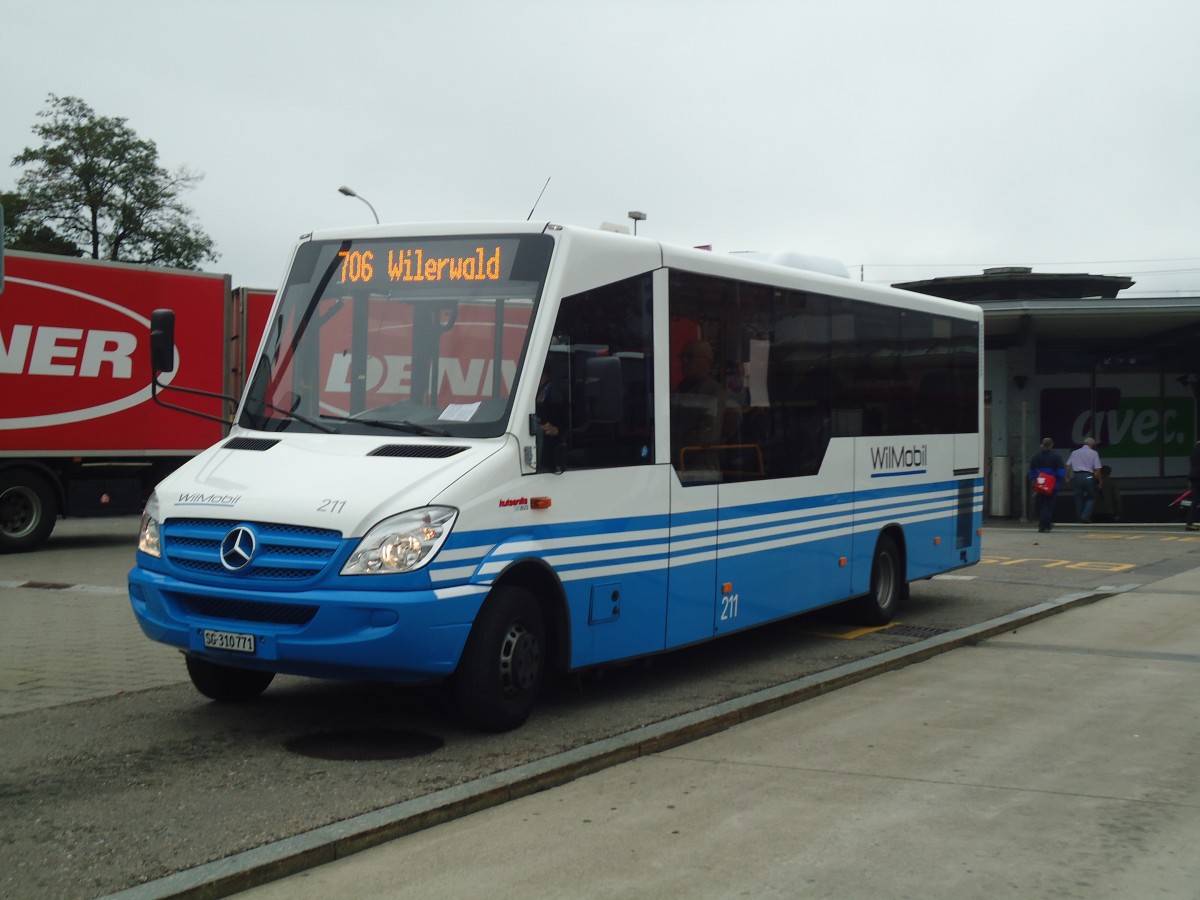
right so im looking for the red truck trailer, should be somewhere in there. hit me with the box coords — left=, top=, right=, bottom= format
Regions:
left=0, top=249, right=272, bottom=551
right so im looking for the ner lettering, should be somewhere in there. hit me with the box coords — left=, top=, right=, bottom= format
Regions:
left=0, top=325, right=137, bottom=378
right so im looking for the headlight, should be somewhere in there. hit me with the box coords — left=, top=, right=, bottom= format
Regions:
left=341, top=506, right=458, bottom=575
left=138, top=492, right=162, bottom=557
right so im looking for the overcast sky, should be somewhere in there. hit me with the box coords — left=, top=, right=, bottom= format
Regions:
left=4, top=0, right=1198, bottom=295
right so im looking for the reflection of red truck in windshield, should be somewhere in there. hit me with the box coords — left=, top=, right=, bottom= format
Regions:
left=312, top=297, right=528, bottom=415
left=0, top=249, right=272, bottom=551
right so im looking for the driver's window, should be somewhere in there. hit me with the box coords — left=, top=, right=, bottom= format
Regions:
left=535, top=274, right=654, bottom=471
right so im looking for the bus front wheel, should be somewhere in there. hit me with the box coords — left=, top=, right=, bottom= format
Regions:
left=455, top=585, right=545, bottom=732
left=850, top=534, right=907, bottom=626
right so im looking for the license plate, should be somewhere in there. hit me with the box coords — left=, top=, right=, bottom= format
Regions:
left=203, top=629, right=256, bottom=654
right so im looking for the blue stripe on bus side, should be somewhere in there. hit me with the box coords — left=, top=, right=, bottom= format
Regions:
left=428, top=478, right=982, bottom=586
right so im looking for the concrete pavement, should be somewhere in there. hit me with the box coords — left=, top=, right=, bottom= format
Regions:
left=0, top=580, right=184, bottom=715
left=225, top=569, right=1200, bottom=900
left=6, top=518, right=1197, bottom=898
left=0, top=516, right=185, bottom=715
left=86, top=562, right=1200, bottom=899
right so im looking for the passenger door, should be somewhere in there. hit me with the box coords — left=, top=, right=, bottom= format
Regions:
left=527, top=272, right=669, bottom=667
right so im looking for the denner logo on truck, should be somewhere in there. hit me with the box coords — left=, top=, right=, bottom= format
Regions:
left=0, top=278, right=161, bottom=428
left=1, top=249, right=269, bottom=554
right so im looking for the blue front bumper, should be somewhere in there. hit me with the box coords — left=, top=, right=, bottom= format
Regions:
left=128, top=566, right=485, bottom=683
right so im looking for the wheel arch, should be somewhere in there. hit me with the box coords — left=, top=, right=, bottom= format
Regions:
left=875, top=523, right=911, bottom=604
left=878, top=522, right=909, bottom=582
left=0, top=462, right=64, bottom=552
left=0, top=460, right=67, bottom=512
left=845, top=523, right=910, bottom=626
left=486, top=557, right=571, bottom=674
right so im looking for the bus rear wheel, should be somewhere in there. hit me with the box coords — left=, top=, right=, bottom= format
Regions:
left=454, top=585, right=545, bottom=732
left=185, top=655, right=275, bottom=702
left=849, top=533, right=907, bottom=626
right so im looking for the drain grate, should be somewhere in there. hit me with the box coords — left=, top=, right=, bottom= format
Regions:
left=878, top=623, right=948, bottom=640
left=285, top=729, right=444, bottom=761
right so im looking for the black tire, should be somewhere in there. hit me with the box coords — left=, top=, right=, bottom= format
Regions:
left=454, top=585, right=545, bottom=732
left=849, top=533, right=907, bottom=626
left=186, top=655, right=275, bottom=702
left=0, top=469, right=58, bottom=553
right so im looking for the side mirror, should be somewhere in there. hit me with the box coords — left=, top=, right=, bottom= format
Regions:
left=150, top=309, right=176, bottom=374
left=148, top=306, right=238, bottom=426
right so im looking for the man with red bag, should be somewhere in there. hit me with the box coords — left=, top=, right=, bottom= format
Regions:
left=1029, top=437, right=1066, bottom=533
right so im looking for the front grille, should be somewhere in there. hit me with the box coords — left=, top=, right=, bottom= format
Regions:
left=175, top=593, right=318, bottom=626
left=162, top=518, right=343, bottom=581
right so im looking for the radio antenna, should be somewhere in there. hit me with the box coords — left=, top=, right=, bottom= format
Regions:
left=526, top=177, right=551, bottom=221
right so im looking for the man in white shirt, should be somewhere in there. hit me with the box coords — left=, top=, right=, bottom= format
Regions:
left=1066, top=437, right=1103, bottom=524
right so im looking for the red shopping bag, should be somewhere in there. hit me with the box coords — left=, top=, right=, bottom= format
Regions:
left=1034, top=473, right=1056, bottom=496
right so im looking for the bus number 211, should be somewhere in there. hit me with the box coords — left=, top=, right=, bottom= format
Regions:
left=720, top=593, right=739, bottom=621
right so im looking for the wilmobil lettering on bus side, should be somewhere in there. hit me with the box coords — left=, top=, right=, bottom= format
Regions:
left=870, top=444, right=929, bottom=472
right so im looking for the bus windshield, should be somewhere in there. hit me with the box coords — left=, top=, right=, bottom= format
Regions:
left=240, top=233, right=555, bottom=437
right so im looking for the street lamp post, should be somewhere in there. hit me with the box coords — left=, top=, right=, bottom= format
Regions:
left=338, top=185, right=379, bottom=224
left=627, top=210, right=646, bottom=235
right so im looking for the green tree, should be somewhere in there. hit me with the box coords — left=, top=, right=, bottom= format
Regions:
left=10, top=94, right=218, bottom=268
left=1, top=191, right=82, bottom=256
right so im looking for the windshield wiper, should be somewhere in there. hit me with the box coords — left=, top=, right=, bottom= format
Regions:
left=320, top=415, right=451, bottom=437
left=253, top=400, right=338, bottom=433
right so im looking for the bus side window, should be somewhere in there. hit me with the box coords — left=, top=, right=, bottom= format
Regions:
left=540, top=273, right=655, bottom=470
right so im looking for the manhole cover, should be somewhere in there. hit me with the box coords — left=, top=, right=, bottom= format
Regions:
left=285, top=728, right=444, bottom=761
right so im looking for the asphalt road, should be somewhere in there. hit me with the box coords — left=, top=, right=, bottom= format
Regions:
left=1, top=516, right=1197, bottom=898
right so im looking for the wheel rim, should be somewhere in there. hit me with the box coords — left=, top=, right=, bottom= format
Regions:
left=0, top=486, right=39, bottom=539
left=498, top=621, right=541, bottom=699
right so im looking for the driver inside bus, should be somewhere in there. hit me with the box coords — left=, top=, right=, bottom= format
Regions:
left=535, top=360, right=568, bottom=471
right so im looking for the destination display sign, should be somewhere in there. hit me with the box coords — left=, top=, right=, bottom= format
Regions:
left=334, top=238, right=521, bottom=289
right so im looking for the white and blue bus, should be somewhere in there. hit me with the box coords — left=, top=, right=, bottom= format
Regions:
left=129, top=222, right=983, bottom=731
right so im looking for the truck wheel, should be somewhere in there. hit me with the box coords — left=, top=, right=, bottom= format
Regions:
left=454, top=585, right=545, bottom=732
left=185, top=655, right=275, bottom=702
left=0, top=470, right=58, bottom=553
left=848, top=533, right=907, bottom=626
